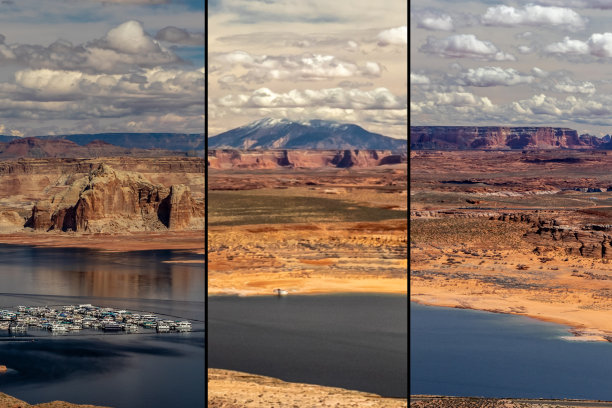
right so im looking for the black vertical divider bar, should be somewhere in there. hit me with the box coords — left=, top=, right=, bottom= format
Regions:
left=204, top=0, right=209, bottom=404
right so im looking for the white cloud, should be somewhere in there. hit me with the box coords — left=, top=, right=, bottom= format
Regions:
left=545, top=32, right=612, bottom=58
left=482, top=4, right=587, bottom=31
left=211, top=51, right=382, bottom=82
left=377, top=26, right=408, bottom=46
left=427, top=91, right=494, bottom=109
left=457, top=66, right=534, bottom=87
left=534, top=0, right=612, bottom=9
left=545, top=36, right=589, bottom=54
left=553, top=81, right=595, bottom=94
left=13, top=67, right=204, bottom=99
left=410, top=72, right=430, bottom=85
left=518, top=45, right=534, bottom=54
left=216, top=87, right=406, bottom=110
left=413, top=11, right=454, bottom=31
left=420, top=34, right=516, bottom=61
left=3, top=20, right=181, bottom=74
left=103, top=20, right=160, bottom=54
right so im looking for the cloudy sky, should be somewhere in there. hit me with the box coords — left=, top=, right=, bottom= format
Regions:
left=0, top=0, right=204, bottom=137
left=410, top=0, right=612, bottom=137
left=208, top=0, right=408, bottom=139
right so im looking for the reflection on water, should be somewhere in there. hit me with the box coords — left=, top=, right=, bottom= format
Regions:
left=0, top=245, right=204, bottom=301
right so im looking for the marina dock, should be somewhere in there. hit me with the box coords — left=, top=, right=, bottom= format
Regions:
left=0, top=304, right=192, bottom=335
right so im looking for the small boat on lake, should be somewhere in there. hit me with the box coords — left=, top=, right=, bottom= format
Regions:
left=156, top=322, right=170, bottom=333
left=124, top=323, right=139, bottom=333
left=49, top=323, right=67, bottom=333
left=102, top=321, right=122, bottom=331
left=176, top=321, right=192, bottom=332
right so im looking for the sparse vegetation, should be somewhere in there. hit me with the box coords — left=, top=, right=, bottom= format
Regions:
left=209, top=191, right=406, bottom=226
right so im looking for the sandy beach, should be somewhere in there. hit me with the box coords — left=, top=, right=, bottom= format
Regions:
left=411, top=234, right=612, bottom=342
left=208, top=368, right=408, bottom=408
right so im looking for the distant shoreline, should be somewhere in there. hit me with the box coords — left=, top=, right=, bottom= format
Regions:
left=0, top=231, right=205, bottom=254
left=410, top=298, right=612, bottom=343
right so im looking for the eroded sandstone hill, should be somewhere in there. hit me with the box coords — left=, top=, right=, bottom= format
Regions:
left=410, top=126, right=607, bottom=150
left=26, top=163, right=204, bottom=233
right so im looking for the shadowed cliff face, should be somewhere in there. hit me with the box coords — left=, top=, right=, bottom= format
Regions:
left=410, top=126, right=606, bottom=150
left=26, top=163, right=204, bottom=233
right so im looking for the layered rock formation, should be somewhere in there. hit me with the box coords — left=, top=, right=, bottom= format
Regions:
left=207, top=149, right=407, bottom=169
left=410, top=126, right=606, bottom=150
left=26, top=163, right=204, bottom=233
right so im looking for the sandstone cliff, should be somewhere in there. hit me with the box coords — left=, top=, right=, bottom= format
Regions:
left=410, top=126, right=605, bottom=150
left=207, top=149, right=407, bottom=169
left=26, top=163, right=204, bottom=233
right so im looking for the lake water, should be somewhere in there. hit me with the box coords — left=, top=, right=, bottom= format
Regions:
left=208, top=294, right=408, bottom=398
left=411, top=302, right=612, bottom=400
left=0, top=245, right=205, bottom=408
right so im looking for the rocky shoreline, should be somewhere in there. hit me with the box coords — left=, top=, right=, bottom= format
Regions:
left=0, top=393, right=109, bottom=408
left=411, top=395, right=612, bottom=407
left=208, top=368, right=407, bottom=407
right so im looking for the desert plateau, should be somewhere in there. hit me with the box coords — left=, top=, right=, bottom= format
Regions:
left=208, top=149, right=407, bottom=295
left=410, top=148, right=612, bottom=341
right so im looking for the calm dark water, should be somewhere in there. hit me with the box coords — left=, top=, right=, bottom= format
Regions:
left=0, top=245, right=205, bottom=408
left=208, top=294, right=408, bottom=398
left=411, top=302, right=612, bottom=399
left=0, top=244, right=205, bottom=301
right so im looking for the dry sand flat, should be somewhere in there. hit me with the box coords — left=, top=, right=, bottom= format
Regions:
left=208, top=219, right=407, bottom=295
left=208, top=369, right=408, bottom=408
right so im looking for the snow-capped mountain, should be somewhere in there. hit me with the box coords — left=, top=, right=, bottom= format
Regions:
left=208, top=118, right=407, bottom=150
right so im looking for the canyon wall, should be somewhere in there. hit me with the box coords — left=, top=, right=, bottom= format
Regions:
left=410, top=126, right=607, bottom=150
left=26, top=163, right=204, bottom=233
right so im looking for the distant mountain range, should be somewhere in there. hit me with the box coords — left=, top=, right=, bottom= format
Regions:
left=209, top=118, right=407, bottom=150
left=0, top=133, right=204, bottom=158
left=0, top=138, right=188, bottom=159
left=411, top=126, right=612, bottom=150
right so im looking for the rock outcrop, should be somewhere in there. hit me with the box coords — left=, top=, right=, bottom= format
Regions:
left=207, top=149, right=407, bottom=169
left=0, top=210, right=24, bottom=233
left=26, top=163, right=203, bottom=232
left=495, top=212, right=612, bottom=259
left=410, top=126, right=606, bottom=150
